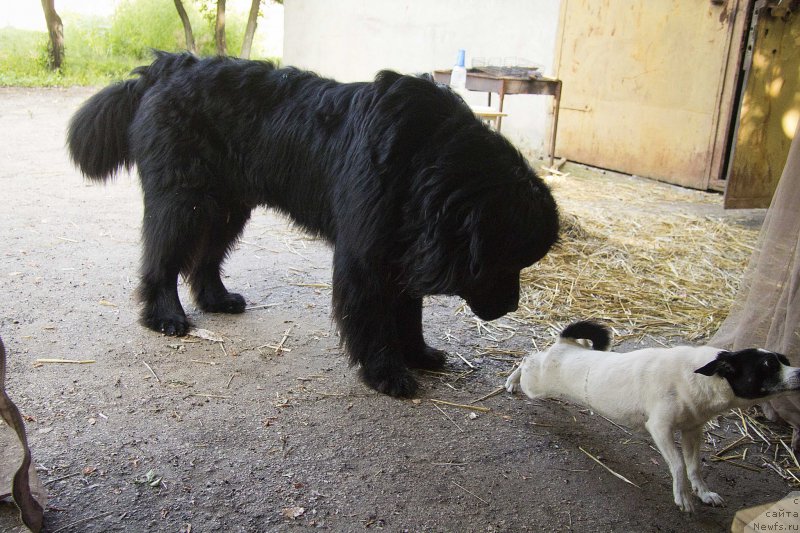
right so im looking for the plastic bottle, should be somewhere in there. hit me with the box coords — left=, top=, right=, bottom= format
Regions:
left=450, top=49, right=467, bottom=89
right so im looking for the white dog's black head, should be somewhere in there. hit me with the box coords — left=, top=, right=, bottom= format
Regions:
left=695, top=349, right=800, bottom=400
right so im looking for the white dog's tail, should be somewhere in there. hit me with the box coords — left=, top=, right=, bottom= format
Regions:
left=560, top=321, right=612, bottom=351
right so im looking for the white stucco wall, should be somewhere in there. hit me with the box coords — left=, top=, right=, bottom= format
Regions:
left=283, top=0, right=562, bottom=156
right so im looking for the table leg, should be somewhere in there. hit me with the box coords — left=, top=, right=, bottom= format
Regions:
left=497, top=83, right=507, bottom=131
left=549, top=80, right=562, bottom=167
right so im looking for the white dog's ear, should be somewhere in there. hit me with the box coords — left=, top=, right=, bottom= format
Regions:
left=695, top=351, right=734, bottom=377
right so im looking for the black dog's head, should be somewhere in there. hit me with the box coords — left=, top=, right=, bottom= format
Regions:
left=695, top=349, right=800, bottom=400
left=452, top=171, right=559, bottom=321
left=389, top=90, right=559, bottom=320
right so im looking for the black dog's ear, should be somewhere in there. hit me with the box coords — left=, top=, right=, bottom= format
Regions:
left=695, top=351, right=735, bottom=377
left=467, top=212, right=483, bottom=278
left=374, top=70, right=405, bottom=92
left=367, top=73, right=452, bottom=170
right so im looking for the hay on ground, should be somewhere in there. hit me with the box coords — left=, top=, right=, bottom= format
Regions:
left=517, top=168, right=759, bottom=344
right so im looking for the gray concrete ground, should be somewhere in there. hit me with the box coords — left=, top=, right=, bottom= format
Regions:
left=0, top=87, right=790, bottom=532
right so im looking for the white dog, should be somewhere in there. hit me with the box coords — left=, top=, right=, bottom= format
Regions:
left=505, top=320, right=800, bottom=512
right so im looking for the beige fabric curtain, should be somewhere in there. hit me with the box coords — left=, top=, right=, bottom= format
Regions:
left=711, top=120, right=800, bottom=450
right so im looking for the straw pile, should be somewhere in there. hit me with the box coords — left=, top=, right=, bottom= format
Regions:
left=517, top=166, right=759, bottom=344
left=707, top=408, right=800, bottom=487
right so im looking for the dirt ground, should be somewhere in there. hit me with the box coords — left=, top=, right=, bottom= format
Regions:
left=0, top=87, right=793, bottom=532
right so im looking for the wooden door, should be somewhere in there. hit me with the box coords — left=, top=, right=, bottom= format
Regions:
left=724, top=7, right=800, bottom=208
left=553, top=0, right=748, bottom=189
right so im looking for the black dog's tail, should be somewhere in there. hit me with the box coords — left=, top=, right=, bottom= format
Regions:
left=67, top=51, right=198, bottom=181
left=560, top=320, right=612, bottom=351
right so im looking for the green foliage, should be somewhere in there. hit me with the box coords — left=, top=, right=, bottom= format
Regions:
left=0, top=0, right=278, bottom=87
left=110, top=0, right=181, bottom=58
left=110, top=0, right=215, bottom=57
left=0, top=23, right=142, bottom=87
left=192, top=0, right=250, bottom=56
left=0, top=28, right=51, bottom=86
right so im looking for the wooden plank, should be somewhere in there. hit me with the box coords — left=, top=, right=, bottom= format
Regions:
left=724, top=11, right=800, bottom=208
left=706, top=0, right=750, bottom=190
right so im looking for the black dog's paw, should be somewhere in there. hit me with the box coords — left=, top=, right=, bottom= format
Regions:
left=406, top=346, right=448, bottom=370
left=359, top=366, right=419, bottom=398
left=198, top=292, right=246, bottom=314
left=142, top=312, right=190, bottom=336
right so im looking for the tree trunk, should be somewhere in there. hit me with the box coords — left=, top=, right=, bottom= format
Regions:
left=215, top=0, right=227, bottom=56
left=173, top=0, right=196, bottom=53
left=240, top=0, right=261, bottom=59
left=40, top=0, right=64, bottom=71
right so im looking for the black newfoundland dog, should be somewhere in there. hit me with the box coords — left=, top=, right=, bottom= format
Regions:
left=67, top=51, right=559, bottom=397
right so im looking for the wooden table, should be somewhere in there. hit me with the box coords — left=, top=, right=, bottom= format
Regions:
left=433, top=69, right=562, bottom=167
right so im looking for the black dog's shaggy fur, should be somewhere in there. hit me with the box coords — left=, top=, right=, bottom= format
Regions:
left=67, top=51, right=559, bottom=397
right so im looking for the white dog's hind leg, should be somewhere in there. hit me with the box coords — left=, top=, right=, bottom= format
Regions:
left=646, top=418, right=694, bottom=512
left=504, top=366, right=522, bottom=393
left=681, top=427, right=724, bottom=506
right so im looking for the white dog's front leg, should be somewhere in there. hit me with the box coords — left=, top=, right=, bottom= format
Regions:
left=681, top=427, right=724, bottom=506
left=504, top=366, right=522, bottom=393
left=646, top=418, right=693, bottom=512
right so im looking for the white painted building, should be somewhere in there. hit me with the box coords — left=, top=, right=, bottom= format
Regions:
left=282, top=0, right=562, bottom=157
